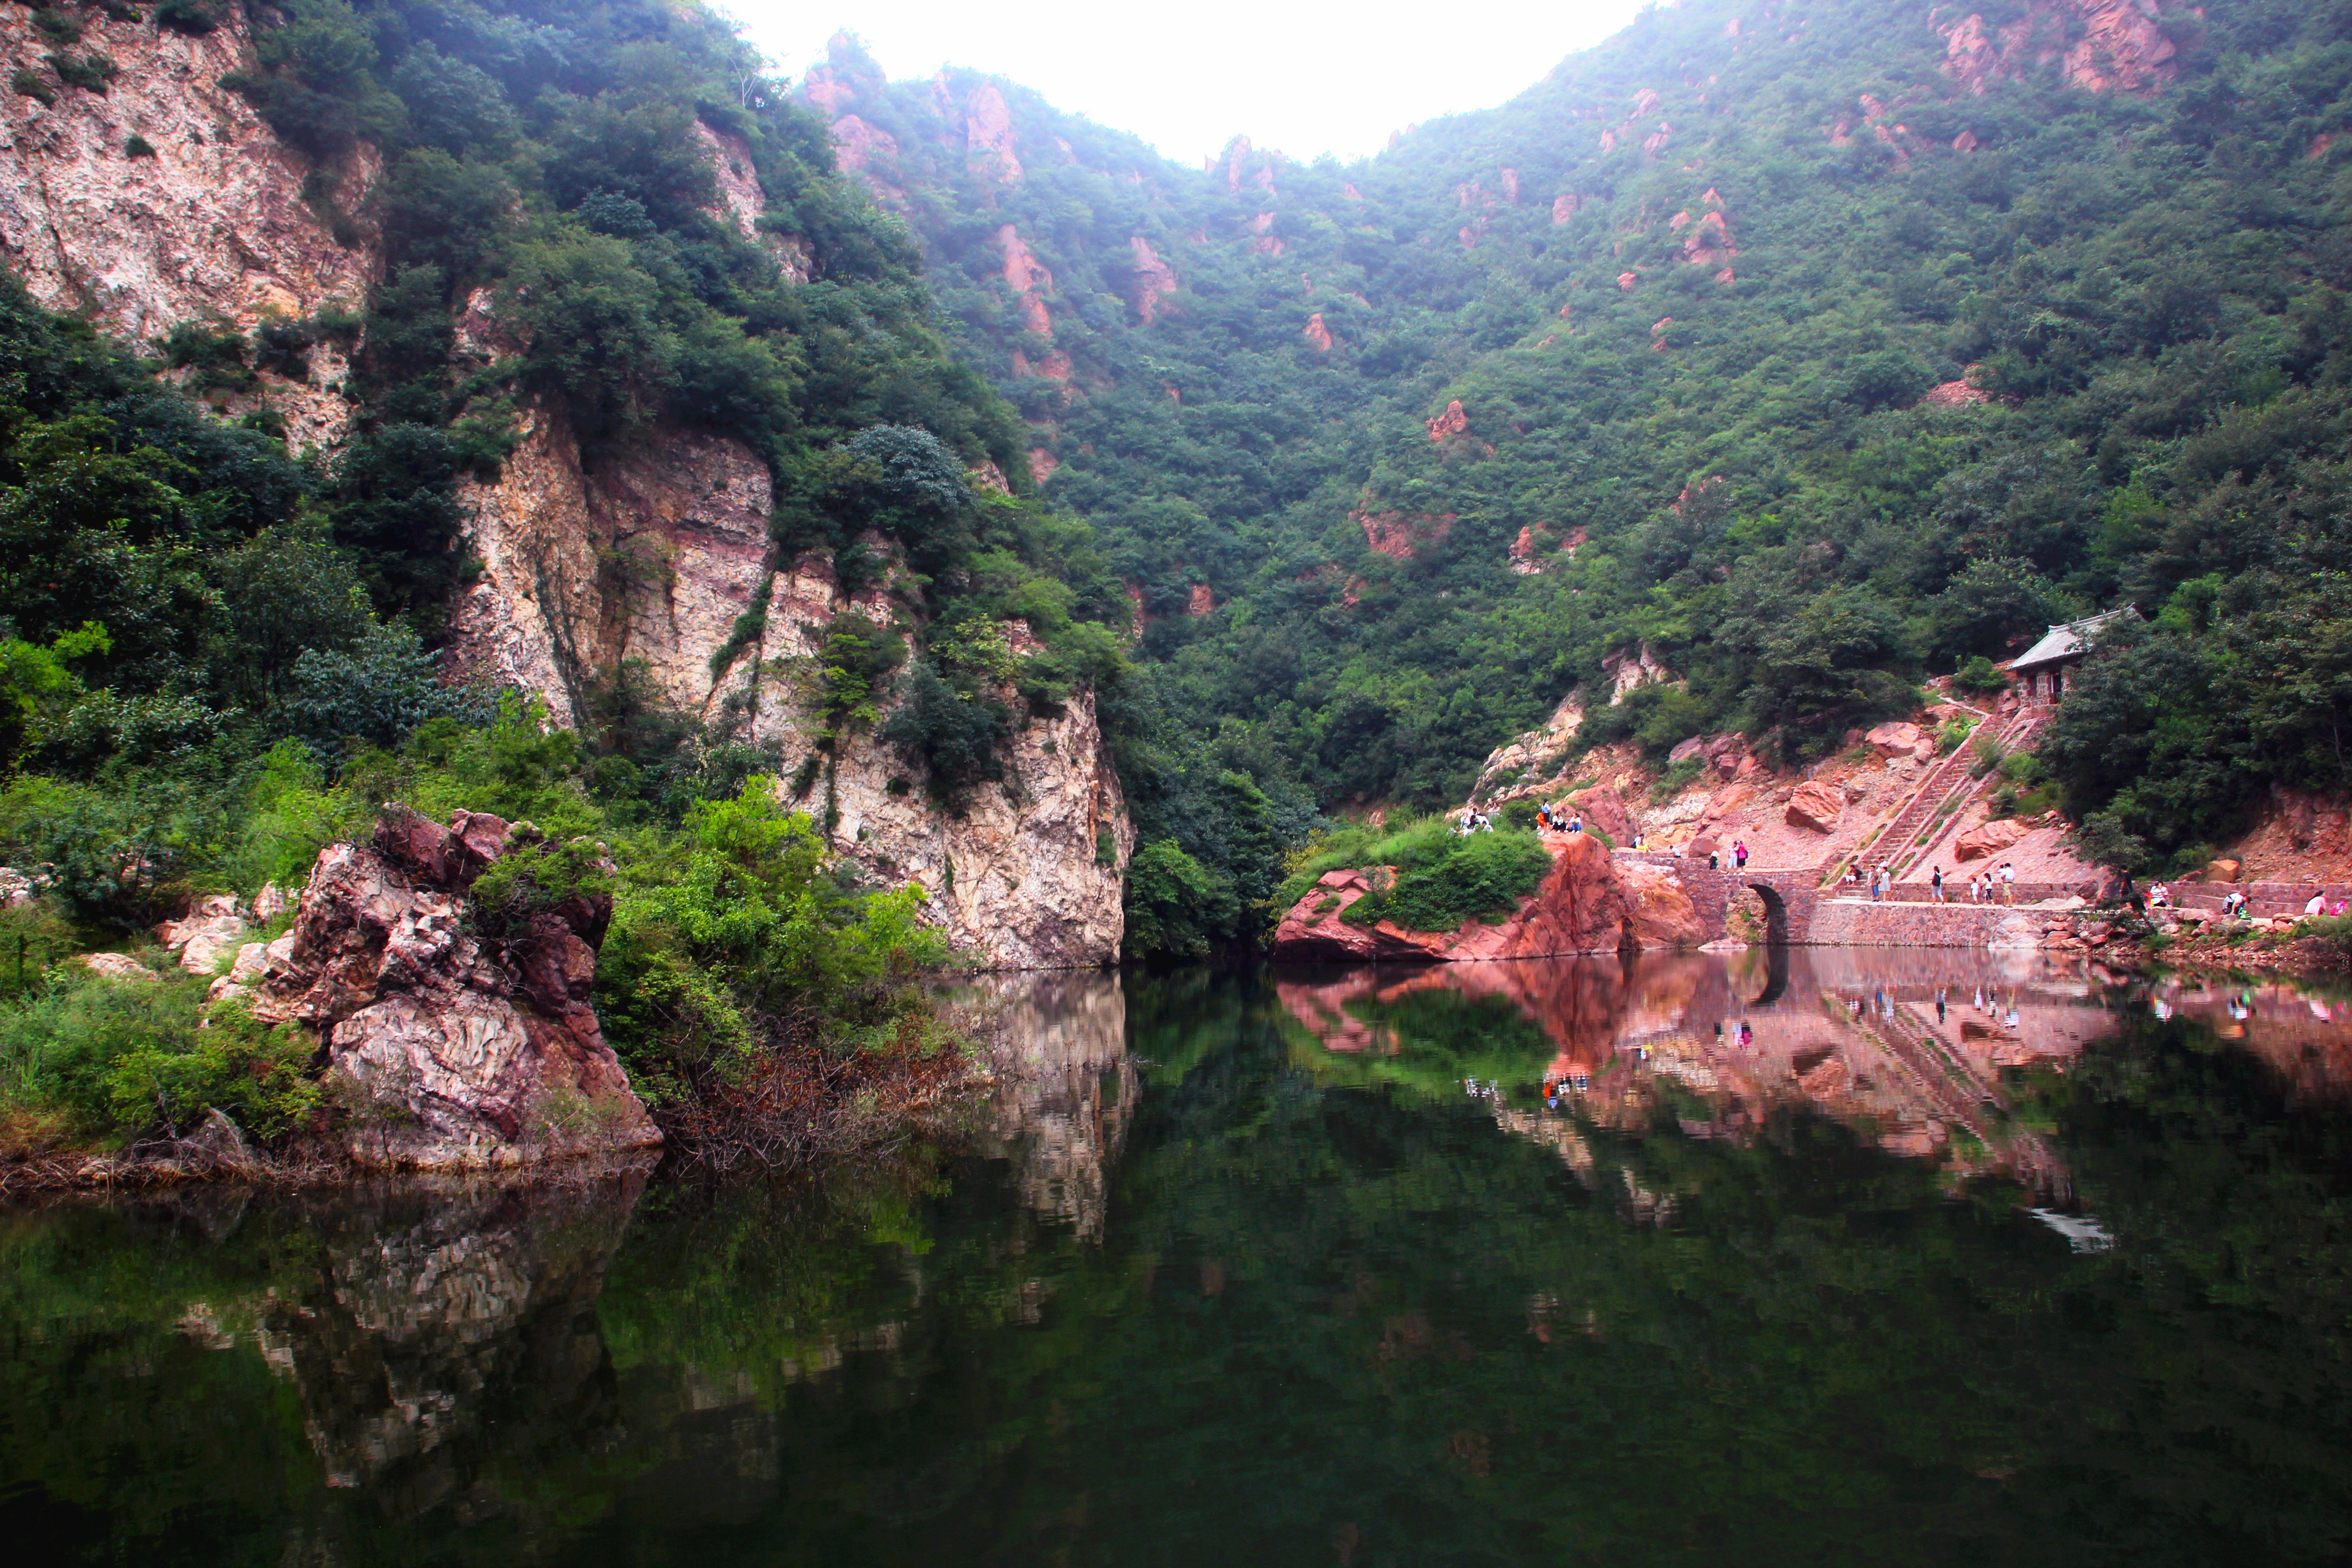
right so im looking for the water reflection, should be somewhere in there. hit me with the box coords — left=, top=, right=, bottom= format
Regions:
left=262, top=1179, right=644, bottom=1501
left=969, top=969, right=1135, bottom=1240
left=10, top=956, right=2352, bottom=1566
left=1279, top=949, right=2112, bottom=1196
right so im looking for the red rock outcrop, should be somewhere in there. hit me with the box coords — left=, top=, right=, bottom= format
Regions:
left=1187, top=583, right=1215, bottom=617
left=241, top=809, right=660, bottom=1170
left=963, top=83, right=1023, bottom=183
left=1939, top=0, right=2179, bottom=98
left=1954, top=817, right=2033, bottom=862
left=1354, top=509, right=1455, bottom=560
left=1128, top=235, right=1178, bottom=324
left=999, top=224, right=1054, bottom=337
left=1786, top=779, right=1846, bottom=833
left=1617, top=271, right=1640, bottom=292
left=1029, top=446, right=1060, bottom=485
left=1509, top=524, right=1550, bottom=574
left=1569, top=786, right=1637, bottom=846
left=1921, top=377, right=1994, bottom=408
left=1303, top=311, right=1333, bottom=353
left=1426, top=400, right=1470, bottom=442
left=1553, top=192, right=1582, bottom=223
left=1271, top=833, right=1701, bottom=962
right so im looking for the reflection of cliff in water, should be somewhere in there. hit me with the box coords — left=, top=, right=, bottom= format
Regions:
left=1279, top=949, right=2118, bottom=1196
left=254, top=1176, right=645, bottom=1504
left=970, top=969, right=1136, bottom=1239
left=2146, top=974, right=2352, bottom=1102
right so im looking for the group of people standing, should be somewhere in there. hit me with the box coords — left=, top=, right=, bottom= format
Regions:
left=1847, top=861, right=2019, bottom=903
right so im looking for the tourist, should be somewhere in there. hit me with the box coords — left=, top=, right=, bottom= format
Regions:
left=1708, top=849, right=1720, bottom=871
left=2149, top=882, right=2169, bottom=909
left=2306, top=891, right=2327, bottom=917
left=1733, top=840, right=1748, bottom=869
left=1568, top=814, right=1582, bottom=834
left=1931, top=865, right=1945, bottom=903
left=2000, top=862, right=2016, bottom=904
left=1871, top=867, right=1884, bottom=902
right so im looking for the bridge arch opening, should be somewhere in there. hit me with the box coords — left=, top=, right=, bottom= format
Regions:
left=1746, top=882, right=1791, bottom=947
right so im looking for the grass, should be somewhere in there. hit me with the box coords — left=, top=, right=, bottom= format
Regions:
left=1275, top=815, right=1554, bottom=933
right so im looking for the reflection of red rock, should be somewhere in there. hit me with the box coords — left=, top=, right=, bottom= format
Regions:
left=1128, top=236, right=1178, bottom=324
left=1303, top=311, right=1333, bottom=353
left=1354, top=509, right=1455, bottom=560
left=1426, top=400, right=1470, bottom=442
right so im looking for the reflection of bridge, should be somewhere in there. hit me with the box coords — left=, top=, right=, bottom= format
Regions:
left=1274, top=950, right=2107, bottom=1195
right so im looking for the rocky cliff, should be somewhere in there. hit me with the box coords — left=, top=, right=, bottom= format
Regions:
left=443, top=406, right=1132, bottom=969
left=0, top=10, right=1128, bottom=971
left=0, top=6, right=376, bottom=453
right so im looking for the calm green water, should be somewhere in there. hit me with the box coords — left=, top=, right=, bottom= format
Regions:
left=6, top=950, right=2352, bottom=1566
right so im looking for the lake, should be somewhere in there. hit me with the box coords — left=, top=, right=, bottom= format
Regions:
left=5, top=949, right=2352, bottom=1566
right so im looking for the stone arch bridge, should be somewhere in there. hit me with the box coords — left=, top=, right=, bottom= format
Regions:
left=1622, top=854, right=1823, bottom=946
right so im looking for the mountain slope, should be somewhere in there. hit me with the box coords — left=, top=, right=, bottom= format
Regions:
left=804, top=0, right=2352, bottom=931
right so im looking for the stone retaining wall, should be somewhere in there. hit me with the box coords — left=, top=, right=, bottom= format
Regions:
left=1806, top=899, right=2052, bottom=948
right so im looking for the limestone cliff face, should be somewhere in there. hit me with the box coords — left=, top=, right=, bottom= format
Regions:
left=0, top=8, right=377, bottom=452
left=444, top=407, right=1132, bottom=969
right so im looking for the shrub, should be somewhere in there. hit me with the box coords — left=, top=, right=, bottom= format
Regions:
left=47, top=52, right=116, bottom=93
left=1125, top=838, right=1233, bottom=957
left=1341, top=829, right=1553, bottom=932
left=10, top=69, right=54, bottom=106
left=123, top=134, right=154, bottom=158
left=1953, top=654, right=2009, bottom=696
left=0, top=973, right=316, bottom=1141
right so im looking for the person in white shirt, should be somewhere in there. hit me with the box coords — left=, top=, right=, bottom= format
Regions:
left=2307, top=892, right=2327, bottom=917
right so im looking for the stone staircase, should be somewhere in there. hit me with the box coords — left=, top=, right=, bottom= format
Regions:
left=1828, top=707, right=2048, bottom=885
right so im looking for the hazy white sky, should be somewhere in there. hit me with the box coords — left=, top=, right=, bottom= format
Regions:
left=726, top=1, right=1647, bottom=166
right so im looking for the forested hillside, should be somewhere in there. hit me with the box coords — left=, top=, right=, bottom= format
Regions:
left=805, top=0, right=2352, bottom=945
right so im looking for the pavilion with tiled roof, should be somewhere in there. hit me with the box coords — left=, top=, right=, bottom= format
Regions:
left=2004, top=606, right=2139, bottom=703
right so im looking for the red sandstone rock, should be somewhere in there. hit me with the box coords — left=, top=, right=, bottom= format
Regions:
left=1354, top=509, right=1455, bottom=560
left=1128, top=236, right=1178, bottom=325
left=1028, top=446, right=1058, bottom=485
left=1786, top=780, right=1845, bottom=833
left=1570, top=786, right=1637, bottom=845
left=997, top=225, right=1054, bottom=338
left=245, top=809, right=659, bottom=1170
left=1303, top=311, right=1333, bottom=353
left=962, top=83, right=1022, bottom=184
left=1187, top=583, right=1214, bottom=617
left=1552, top=192, right=1580, bottom=223
left=1953, top=817, right=2032, bottom=863
left=1426, top=400, right=1470, bottom=442
left=1617, top=270, right=1639, bottom=292
left=2207, top=858, right=2243, bottom=881
left=1866, top=720, right=1924, bottom=755
left=1269, top=833, right=1695, bottom=962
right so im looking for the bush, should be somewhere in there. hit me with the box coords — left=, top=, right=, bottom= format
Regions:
left=1125, top=838, right=1233, bottom=957
left=0, top=972, right=317, bottom=1141
left=1341, top=829, right=1554, bottom=932
left=1953, top=655, right=2009, bottom=696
